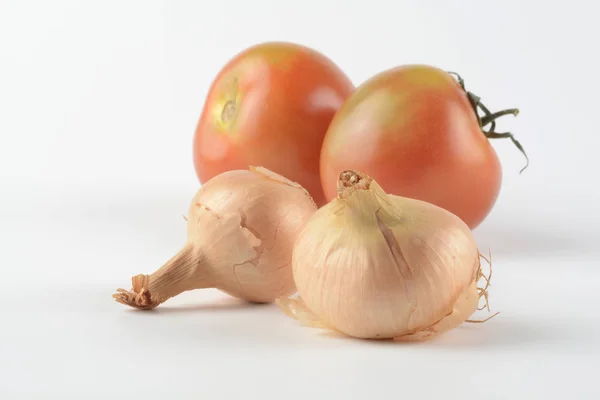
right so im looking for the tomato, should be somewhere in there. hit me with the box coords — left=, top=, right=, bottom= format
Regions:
left=193, top=42, right=354, bottom=206
left=320, top=64, right=521, bottom=228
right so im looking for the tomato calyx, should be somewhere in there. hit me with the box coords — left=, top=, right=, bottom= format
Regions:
left=448, top=72, right=529, bottom=174
left=221, top=100, right=237, bottom=124
left=215, top=78, right=240, bottom=130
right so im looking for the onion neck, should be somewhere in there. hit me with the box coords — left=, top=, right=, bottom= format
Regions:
left=336, top=170, right=372, bottom=197
left=113, top=243, right=214, bottom=310
left=336, top=170, right=396, bottom=222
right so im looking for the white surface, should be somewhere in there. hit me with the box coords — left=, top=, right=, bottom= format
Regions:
left=1, top=0, right=599, bottom=399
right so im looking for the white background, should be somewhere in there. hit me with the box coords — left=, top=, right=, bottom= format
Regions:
left=1, top=0, right=599, bottom=398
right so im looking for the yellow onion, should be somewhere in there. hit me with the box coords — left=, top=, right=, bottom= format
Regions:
left=114, top=166, right=317, bottom=309
left=278, top=170, right=493, bottom=340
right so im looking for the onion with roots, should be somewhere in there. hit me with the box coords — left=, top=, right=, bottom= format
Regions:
left=277, top=170, right=496, bottom=341
left=113, top=166, right=317, bottom=309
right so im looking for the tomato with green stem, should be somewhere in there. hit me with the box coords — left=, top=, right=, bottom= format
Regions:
left=193, top=42, right=354, bottom=206
left=320, top=65, right=527, bottom=228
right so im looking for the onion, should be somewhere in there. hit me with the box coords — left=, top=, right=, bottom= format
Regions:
left=277, top=170, right=495, bottom=340
left=113, top=166, right=317, bottom=309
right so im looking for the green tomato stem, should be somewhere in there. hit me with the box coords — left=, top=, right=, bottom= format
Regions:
left=448, top=71, right=529, bottom=173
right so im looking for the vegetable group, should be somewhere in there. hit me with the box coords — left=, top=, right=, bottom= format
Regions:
left=277, top=170, right=494, bottom=340
left=115, top=41, right=519, bottom=342
left=113, top=167, right=317, bottom=309
left=320, top=65, right=525, bottom=228
left=193, top=41, right=354, bottom=206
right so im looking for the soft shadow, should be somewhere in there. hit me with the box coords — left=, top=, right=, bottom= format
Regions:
left=474, top=224, right=586, bottom=257
left=315, top=329, right=414, bottom=346
left=316, top=329, right=360, bottom=343
left=310, top=316, right=587, bottom=350
left=415, top=316, right=595, bottom=350
left=116, top=301, right=321, bottom=346
left=154, top=300, right=270, bottom=314
left=427, top=318, right=551, bottom=349
left=121, top=297, right=270, bottom=315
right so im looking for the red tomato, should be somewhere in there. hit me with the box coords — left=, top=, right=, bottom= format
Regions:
left=193, top=42, right=354, bottom=206
left=320, top=65, right=523, bottom=228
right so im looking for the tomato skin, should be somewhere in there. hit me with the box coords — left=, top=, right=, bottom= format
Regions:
left=193, top=42, right=354, bottom=206
left=320, top=65, right=502, bottom=228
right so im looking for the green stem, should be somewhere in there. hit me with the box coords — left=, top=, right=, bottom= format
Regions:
left=448, top=71, right=528, bottom=173
left=481, top=109, right=519, bottom=126
left=476, top=102, right=496, bottom=133
left=447, top=71, right=465, bottom=90
left=484, top=131, right=529, bottom=174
